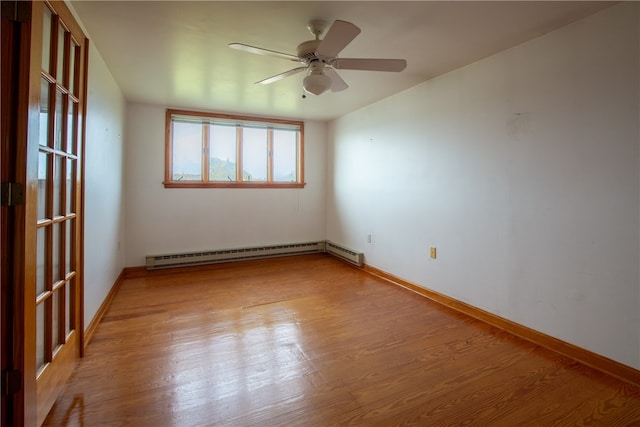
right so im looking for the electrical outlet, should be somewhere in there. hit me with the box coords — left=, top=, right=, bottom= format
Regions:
left=430, top=246, right=437, bottom=259
left=367, top=234, right=372, bottom=244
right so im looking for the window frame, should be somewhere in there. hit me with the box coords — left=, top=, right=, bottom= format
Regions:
left=164, top=109, right=305, bottom=188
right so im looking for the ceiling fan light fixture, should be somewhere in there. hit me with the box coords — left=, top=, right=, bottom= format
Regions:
left=303, top=72, right=332, bottom=95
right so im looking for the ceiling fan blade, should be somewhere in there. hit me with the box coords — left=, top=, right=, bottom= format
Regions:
left=229, top=43, right=301, bottom=62
left=255, top=67, right=307, bottom=85
left=315, top=20, right=361, bottom=59
left=325, top=68, right=348, bottom=92
left=332, top=58, right=407, bottom=72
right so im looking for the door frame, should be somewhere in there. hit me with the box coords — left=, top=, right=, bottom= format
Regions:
left=2, top=1, right=39, bottom=425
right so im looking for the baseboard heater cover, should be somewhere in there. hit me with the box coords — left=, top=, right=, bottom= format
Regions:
left=325, top=241, right=364, bottom=267
left=145, top=240, right=363, bottom=270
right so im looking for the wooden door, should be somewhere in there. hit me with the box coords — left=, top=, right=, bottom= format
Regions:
left=1, top=1, right=87, bottom=425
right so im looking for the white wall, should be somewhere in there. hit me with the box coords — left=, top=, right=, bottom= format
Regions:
left=327, top=3, right=640, bottom=368
left=637, top=6, right=640, bottom=367
left=83, top=43, right=126, bottom=328
left=124, top=103, right=327, bottom=266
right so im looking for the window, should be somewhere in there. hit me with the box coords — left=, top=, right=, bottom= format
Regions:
left=165, top=109, right=304, bottom=188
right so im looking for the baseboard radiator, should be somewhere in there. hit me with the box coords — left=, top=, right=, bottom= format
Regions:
left=324, top=241, right=364, bottom=267
left=145, top=240, right=363, bottom=270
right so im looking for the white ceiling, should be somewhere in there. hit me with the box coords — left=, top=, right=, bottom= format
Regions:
left=70, top=1, right=612, bottom=121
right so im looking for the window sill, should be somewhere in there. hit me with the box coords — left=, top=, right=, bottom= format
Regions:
left=163, top=182, right=306, bottom=189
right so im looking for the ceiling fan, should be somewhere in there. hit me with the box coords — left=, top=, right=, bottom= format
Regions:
left=229, top=19, right=407, bottom=96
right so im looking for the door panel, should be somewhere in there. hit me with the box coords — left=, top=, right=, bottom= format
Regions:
left=34, top=2, right=86, bottom=425
left=1, top=1, right=87, bottom=425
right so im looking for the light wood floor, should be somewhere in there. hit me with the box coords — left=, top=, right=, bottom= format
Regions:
left=44, top=254, right=640, bottom=426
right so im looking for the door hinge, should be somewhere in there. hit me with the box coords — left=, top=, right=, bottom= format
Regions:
left=1, top=370, right=22, bottom=396
left=1, top=182, right=25, bottom=206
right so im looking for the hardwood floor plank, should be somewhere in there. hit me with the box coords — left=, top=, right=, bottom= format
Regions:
left=44, top=254, right=640, bottom=426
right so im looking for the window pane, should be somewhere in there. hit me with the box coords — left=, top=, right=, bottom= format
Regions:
left=242, top=127, right=267, bottom=182
left=66, top=278, right=73, bottom=335
left=53, top=222, right=62, bottom=282
left=36, top=302, right=46, bottom=371
left=42, top=7, right=52, bottom=73
left=37, top=227, right=46, bottom=296
left=54, top=90, right=63, bottom=150
left=209, top=124, right=237, bottom=181
left=69, top=42, right=77, bottom=94
left=172, top=122, right=202, bottom=181
left=66, top=100, right=76, bottom=153
left=40, top=78, right=50, bottom=148
left=273, top=129, right=297, bottom=182
left=74, top=109, right=82, bottom=156
left=66, top=219, right=74, bottom=275
left=38, top=152, right=48, bottom=220
left=56, top=24, right=65, bottom=81
left=53, top=155, right=63, bottom=217
left=66, top=158, right=75, bottom=214
left=53, top=289, right=62, bottom=349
